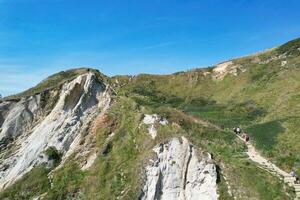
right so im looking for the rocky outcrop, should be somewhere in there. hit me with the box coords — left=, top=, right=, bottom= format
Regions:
left=0, top=95, right=43, bottom=148
left=142, top=114, right=168, bottom=139
left=212, top=61, right=246, bottom=80
left=0, top=72, right=112, bottom=190
left=0, top=102, right=14, bottom=128
left=140, top=137, right=217, bottom=200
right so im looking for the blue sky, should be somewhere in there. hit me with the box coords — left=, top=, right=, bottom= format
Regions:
left=1, top=0, right=300, bottom=96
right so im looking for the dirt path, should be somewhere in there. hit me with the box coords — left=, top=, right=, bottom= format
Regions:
left=185, top=112, right=300, bottom=199
left=236, top=135, right=300, bottom=200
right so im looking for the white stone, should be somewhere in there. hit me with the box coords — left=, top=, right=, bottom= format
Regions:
left=142, top=114, right=168, bottom=139
left=143, top=114, right=160, bottom=125
left=140, top=137, right=218, bottom=200
left=0, top=72, right=111, bottom=190
left=212, top=61, right=245, bottom=80
left=281, top=60, right=287, bottom=66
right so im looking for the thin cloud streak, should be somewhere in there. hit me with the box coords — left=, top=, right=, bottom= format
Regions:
left=0, top=64, right=58, bottom=97
left=141, top=41, right=174, bottom=50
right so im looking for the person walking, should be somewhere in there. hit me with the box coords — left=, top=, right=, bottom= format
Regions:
left=236, top=127, right=241, bottom=135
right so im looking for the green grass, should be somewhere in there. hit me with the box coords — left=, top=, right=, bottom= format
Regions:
left=45, top=161, right=86, bottom=200
left=2, top=37, right=300, bottom=199
left=0, top=166, right=50, bottom=200
left=79, top=97, right=156, bottom=200
left=154, top=107, right=292, bottom=199
left=1, top=96, right=292, bottom=199
left=118, top=37, right=300, bottom=173
left=246, top=120, right=285, bottom=152
left=276, top=38, right=300, bottom=55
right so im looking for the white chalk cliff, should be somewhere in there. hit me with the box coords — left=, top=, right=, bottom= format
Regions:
left=140, top=137, right=218, bottom=200
left=0, top=72, right=111, bottom=190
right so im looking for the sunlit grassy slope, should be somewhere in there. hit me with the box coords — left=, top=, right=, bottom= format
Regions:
left=117, top=37, right=300, bottom=173
left=3, top=68, right=108, bottom=101
left=2, top=97, right=292, bottom=199
left=1, top=38, right=299, bottom=199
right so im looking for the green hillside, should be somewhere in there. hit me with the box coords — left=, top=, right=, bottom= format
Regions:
left=118, top=37, right=300, bottom=174
left=1, top=38, right=300, bottom=199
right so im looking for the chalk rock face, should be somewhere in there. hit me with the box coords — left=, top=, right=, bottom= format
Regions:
left=140, top=137, right=217, bottom=200
left=212, top=61, right=246, bottom=80
left=0, top=95, right=41, bottom=145
left=142, top=114, right=168, bottom=139
left=0, top=102, right=14, bottom=128
left=0, top=72, right=111, bottom=190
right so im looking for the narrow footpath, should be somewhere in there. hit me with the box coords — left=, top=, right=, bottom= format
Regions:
left=236, top=135, right=300, bottom=200
left=185, top=112, right=300, bottom=199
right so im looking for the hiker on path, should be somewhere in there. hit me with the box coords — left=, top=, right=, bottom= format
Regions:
left=236, top=127, right=241, bottom=134
left=233, top=127, right=237, bottom=134
left=241, top=132, right=249, bottom=142
left=245, top=134, right=250, bottom=142
left=291, top=170, right=299, bottom=184
left=233, top=127, right=241, bottom=135
left=291, top=170, right=296, bottom=177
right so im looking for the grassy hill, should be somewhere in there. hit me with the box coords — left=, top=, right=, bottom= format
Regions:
left=1, top=38, right=300, bottom=199
left=117, top=37, right=300, bottom=174
left=3, top=68, right=108, bottom=101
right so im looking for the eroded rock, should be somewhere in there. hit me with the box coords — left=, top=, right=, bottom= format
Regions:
left=0, top=72, right=112, bottom=190
left=140, top=137, right=217, bottom=200
left=142, top=114, right=168, bottom=139
left=212, top=61, right=246, bottom=80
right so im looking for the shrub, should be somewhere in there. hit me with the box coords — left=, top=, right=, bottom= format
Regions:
left=45, top=146, right=63, bottom=167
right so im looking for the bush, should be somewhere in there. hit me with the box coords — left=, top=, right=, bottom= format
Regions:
left=45, top=146, right=63, bottom=166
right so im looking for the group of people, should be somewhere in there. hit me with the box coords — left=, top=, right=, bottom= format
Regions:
left=233, top=127, right=250, bottom=142
left=233, top=127, right=299, bottom=184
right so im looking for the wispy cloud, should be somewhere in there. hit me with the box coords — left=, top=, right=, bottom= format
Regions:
left=141, top=41, right=174, bottom=50
left=0, top=64, right=58, bottom=97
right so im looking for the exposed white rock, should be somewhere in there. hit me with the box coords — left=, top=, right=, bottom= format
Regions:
left=281, top=60, right=287, bottom=66
left=140, top=137, right=217, bottom=200
left=212, top=61, right=245, bottom=80
left=143, top=114, right=168, bottom=139
left=0, top=102, right=14, bottom=127
left=159, top=118, right=168, bottom=126
left=0, top=72, right=111, bottom=190
left=0, top=95, right=41, bottom=143
left=81, top=152, right=97, bottom=170
left=203, top=71, right=211, bottom=77
left=259, top=53, right=287, bottom=64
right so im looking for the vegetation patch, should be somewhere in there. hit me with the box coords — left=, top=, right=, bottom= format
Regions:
left=246, top=120, right=285, bottom=152
left=45, top=161, right=86, bottom=200
left=0, top=166, right=50, bottom=200
left=45, top=146, right=63, bottom=167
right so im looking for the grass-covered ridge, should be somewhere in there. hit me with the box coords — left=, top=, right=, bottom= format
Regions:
left=1, top=37, right=300, bottom=199
left=1, top=96, right=293, bottom=199
left=117, top=37, right=300, bottom=174
left=0, top=166, right=50, bottom=200
left=3, top=68, right=108, bottom=101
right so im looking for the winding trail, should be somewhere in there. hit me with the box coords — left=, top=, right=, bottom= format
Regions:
left=236, top=134, right=300, bottom=200
left=185, top=112, right=300, bottom=199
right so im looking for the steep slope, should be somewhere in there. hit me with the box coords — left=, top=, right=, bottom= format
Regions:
left=0, top=70, right=113, bottom=192
left=0, top=38, right=299, bottom=200
left=117, top=37, right=300, bottom=175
